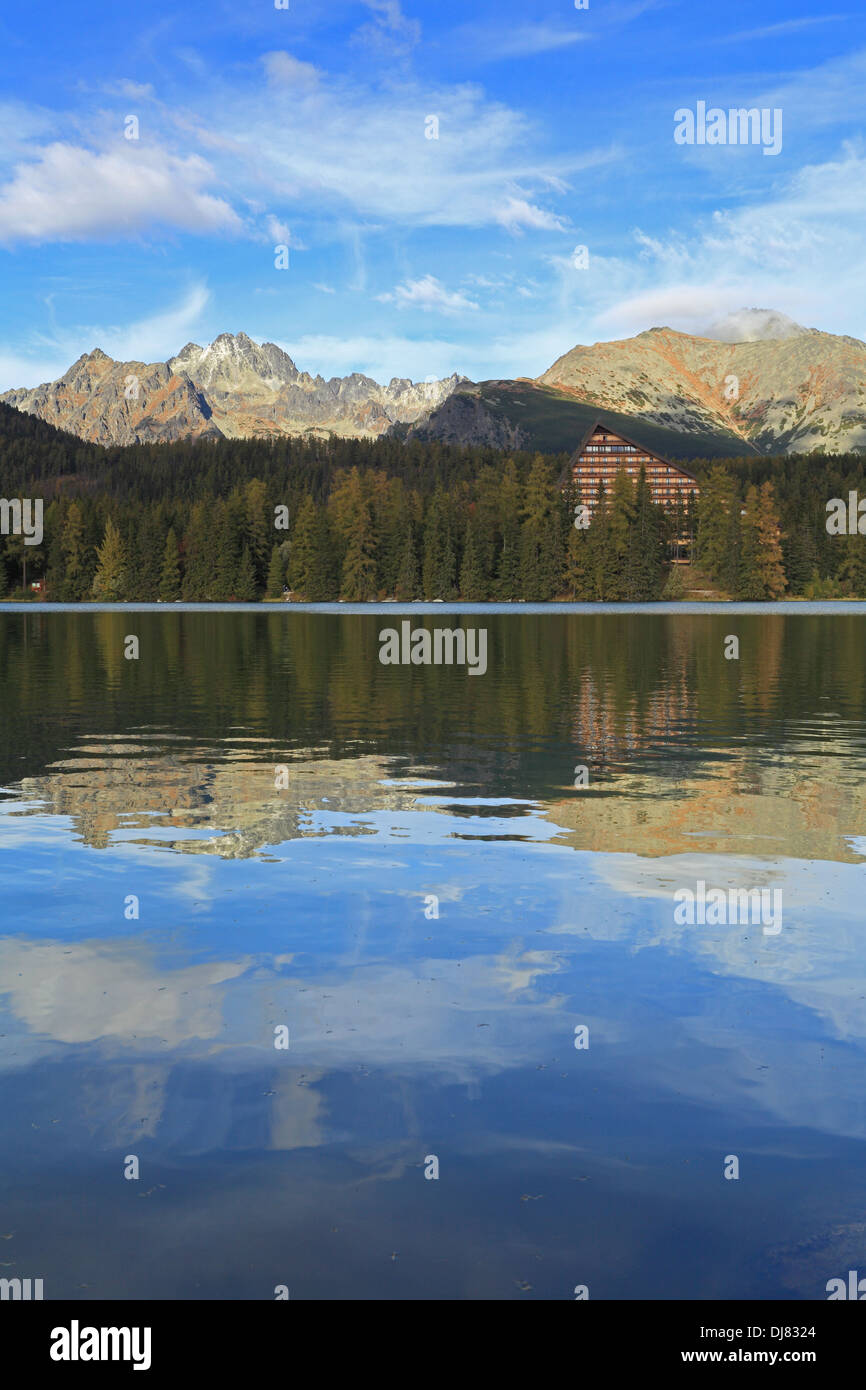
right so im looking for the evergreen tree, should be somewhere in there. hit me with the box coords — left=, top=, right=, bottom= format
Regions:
left=460, top=515, right=486, bottom=600
left=159, top=527, right=181, bottom=601
left=519, top=455, right=560, bottom=600
left=588, top=484, right=617, bottom=600
left=288, top=496, right=319, bottom=595
left=62, top=499, right=89, bottom=601
left=422, top=487, right=457, bottom=599
left=630, top=466, right=667, bottom=600
left=243, top=477, right=271, bottom=588
left=266, top=544, right=286, bottom=598
left=781, top=526, right=815, bottom=596
left=717, top=494, right=743, bottom=597
left=212, top=497, right=246, bottom=601
left=495, top=461, right=523, bottom=600
left=564, top=520, right=592, bottom=598
left=696, top=467, right=738, bottom=582
left=737, top=483, right=786, bottom=599
left=395, top=519, right=419, bottom=600
left=340, top=493, right=378, bottom=600
left=183, top=500, right=216, bottom=600
left=234, top=544, right=258, bottom=601
left=128, top=510, right=163, bottom=602
left=608, top=469, right=637, bottom=600
left=91, top=518, right=127, bottom=601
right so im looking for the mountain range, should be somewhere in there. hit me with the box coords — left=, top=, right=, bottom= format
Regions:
left=0, top=332, right=466, bottom=447
left=3, top=311, right=866, bottom=459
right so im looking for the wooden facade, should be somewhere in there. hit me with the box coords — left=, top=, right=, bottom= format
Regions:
left=564, top=422, right=699, bottom=517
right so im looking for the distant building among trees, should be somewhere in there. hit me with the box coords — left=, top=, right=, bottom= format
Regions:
left=563, top=422, right=700, bottom=518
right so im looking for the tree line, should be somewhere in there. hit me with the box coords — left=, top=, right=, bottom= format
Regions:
left=2, top=399, right=866, bottom=600
left=0, top=458, right=676, bottom=602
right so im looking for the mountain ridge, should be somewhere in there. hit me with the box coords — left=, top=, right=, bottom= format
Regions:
left=1, top=332, right=467, bottom=447
left=3, top=314, right=866, bottom=458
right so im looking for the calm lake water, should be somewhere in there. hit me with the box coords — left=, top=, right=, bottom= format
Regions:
left=1, top=608, right=865, bottom=1300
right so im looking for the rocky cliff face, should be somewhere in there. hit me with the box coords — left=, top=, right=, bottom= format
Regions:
left=537, top=321, right=866, bottom=454
left=1, top=332, right=467, bottom=445
left=0, top=348, right=219, bottom=446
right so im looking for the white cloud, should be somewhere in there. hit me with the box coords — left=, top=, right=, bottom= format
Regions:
left=495, top=195, right=569, bottom=233
left=554, top=145, right=866, bottom=344
left=0, top=141, right=242, bottom=244
left=261, top=51, right=320, bottom=88
left=356, top=0, right=421, bottom=55
left=108, top=80, right=156, bottom=99
left=378, top=274, right=479, bottom=314
left=265, top=214, right=292, bottom=244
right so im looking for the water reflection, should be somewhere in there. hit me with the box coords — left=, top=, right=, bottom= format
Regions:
left=1, top=612, right=865, bottom=1300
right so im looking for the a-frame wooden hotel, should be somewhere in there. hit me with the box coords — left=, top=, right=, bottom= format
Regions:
left=563, top=420, right=700, bottom=518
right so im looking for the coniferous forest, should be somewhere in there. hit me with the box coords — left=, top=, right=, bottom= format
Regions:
left=1, top=400, right=865, bottom=602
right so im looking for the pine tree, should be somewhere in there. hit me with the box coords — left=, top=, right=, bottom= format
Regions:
left=182, top=501, right=216, bottom=600
left=696, top=467, right=737, bottom=580
left=212, top=497, right=245, bottom=601
left=459, top=515, right=486, bottom=600
left=340, top=494, right=378, bottom=600
left=737, top=483, right=786, bottom=599
left=234, top=544, right=258, bottom=601
left=159, top=528, right=181, bottom=601
left=422, top=487, right=456, bottom=599
left=781, top=526, right=815, bottom=596
left=395, top=520, right=419, bottom=599
left=495, top=460, right=523, bottom=600
left=62, top=499, right=88, bottom=601
left=243, top=477, right=271, bottom=589
left=608, top=469, right=636, bottom=600
left=519, top=455, right=559, bottom=600
left=288, top=495, right=319, bottom=596
left=564, top=522, right=592, bottom=598
left=91, top=517, right=127, bottom=602
left=588, top=484, right=617, bottom=600
left=630, top=466, right=666, bottom=600
left=266, top=544, right=286, bottom=598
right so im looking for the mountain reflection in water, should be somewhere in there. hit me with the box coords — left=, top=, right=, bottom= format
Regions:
left=1, top=610, right=865, bottom=1300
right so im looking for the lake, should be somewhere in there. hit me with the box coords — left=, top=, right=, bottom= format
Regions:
left=1, top=607, right=865, bottom=1300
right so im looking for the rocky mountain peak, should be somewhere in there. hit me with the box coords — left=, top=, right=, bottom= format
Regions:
left=2, top=333, right=467, bottom=445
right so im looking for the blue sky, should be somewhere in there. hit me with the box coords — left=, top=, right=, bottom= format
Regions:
left=1, top=0, right=866, bottom=389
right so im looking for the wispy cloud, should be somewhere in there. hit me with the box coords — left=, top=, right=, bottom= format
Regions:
left=495, top=195, right=569, bottom=233
left=476, top=22, right=591, bottom=59
left=716, top=15, right=851, bottom=44
left=0, top=283, right=212, bottom=389
left=378, top=274, right=479, bottom=314
left=354, top=0, right=421, bottom=57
